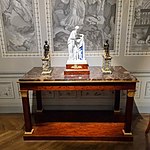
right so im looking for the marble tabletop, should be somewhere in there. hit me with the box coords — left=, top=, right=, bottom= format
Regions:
left=19, top=66, right=137, bottom=83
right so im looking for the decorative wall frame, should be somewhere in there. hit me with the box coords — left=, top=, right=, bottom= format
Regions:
left=81, top=90, right=113, bottom=99
left=42, top=91, right=55, bottom=98
left=0, top=0, right=42, bottom=57
left=0, top=81, right=14, bottom=99
left=144, top=81, right=150, bottom=98
left=125, top=0, right=150, bottom=56
left=135, top=81, right=141, bottom=98
left=45, top=0, right=123, bottom=57
left=58, top=91, right=77, bottom=99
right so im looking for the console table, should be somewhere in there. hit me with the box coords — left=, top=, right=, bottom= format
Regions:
left=18, top=66, right=138, bottom=141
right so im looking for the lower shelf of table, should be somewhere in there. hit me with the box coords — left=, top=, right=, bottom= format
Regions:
left=23, top=122, right=133, bottom=141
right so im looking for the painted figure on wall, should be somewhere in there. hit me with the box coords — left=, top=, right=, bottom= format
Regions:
left=60, top=0, right=85, bottom=29
left=52, top=0, right=116, bottom=52
left=131, top=0, right=150, bottom=51
left=0, top=0, right=37, bottom=53
left=67, top=26, right=85, bottom=61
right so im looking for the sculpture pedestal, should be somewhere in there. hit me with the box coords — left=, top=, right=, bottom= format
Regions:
left=64, top=60, right=90, bottom=75
left=102, top=55, right=112, bottom=74
left=42, top=57, right=52, bottom=75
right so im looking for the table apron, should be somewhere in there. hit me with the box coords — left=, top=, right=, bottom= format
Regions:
left=19, top=83, right=136, bottom=91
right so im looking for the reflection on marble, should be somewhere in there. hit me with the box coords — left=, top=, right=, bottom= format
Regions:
left=19, top=66, right=137, bottom=82
left=0, top=0, right=37, bottom=53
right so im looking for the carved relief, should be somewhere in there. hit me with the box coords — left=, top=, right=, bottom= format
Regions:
left=42, top=91, right=55, bottom=98
left=135, top=81, right=141, bottom=98
left=145, top=81, right=150, bottom=97
left=81, top=90, right=113, bottom=98
left=0, top=82, right=14, bottom=98
left=58, top=91, right=77, bottom=98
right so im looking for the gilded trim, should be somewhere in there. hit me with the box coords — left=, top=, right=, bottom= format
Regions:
left=127, top=90, right=135, bottom=97
left=24, top=129, right=34, bottom=135
left=20, top=90, right=28, bottom=98
left=122, top=129, right=132, bottom=136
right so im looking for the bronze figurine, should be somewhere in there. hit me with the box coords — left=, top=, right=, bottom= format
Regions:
left=44, top=41, right=49, bottom=58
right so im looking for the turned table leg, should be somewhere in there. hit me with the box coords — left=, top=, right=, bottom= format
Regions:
left=145, top=116, right=150, bottom=134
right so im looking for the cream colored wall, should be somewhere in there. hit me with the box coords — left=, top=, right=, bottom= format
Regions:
left=0, top=0, right=150, bottom=113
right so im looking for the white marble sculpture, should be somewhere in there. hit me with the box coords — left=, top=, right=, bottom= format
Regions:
left=67, top=26, right=86, bottom=64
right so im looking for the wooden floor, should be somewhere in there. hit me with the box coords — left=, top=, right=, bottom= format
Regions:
left=0, top=113, right=150, bottom=150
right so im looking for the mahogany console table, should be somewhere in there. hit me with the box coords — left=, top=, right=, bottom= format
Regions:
left=18, top=66, right=138, bottom=141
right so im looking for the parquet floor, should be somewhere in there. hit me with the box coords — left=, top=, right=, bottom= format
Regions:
left=0, top=113, right=149, bottom=150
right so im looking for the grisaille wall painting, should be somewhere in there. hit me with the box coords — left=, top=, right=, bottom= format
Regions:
left=125, top=0, right=150, bottom=55
left=0, top=0, right=42, bottom=57
left=46, top=0, right=122, bottom=56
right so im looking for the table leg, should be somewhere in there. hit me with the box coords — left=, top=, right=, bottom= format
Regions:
left=114, top=90, right=120, bottom=112
left=36, top=91, right=43, bottom=112
left=20, top=90, right=34, bottom=134
left=123, top=90, right=135, bottom=135
left=145, top=116, right=150, bottom=134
